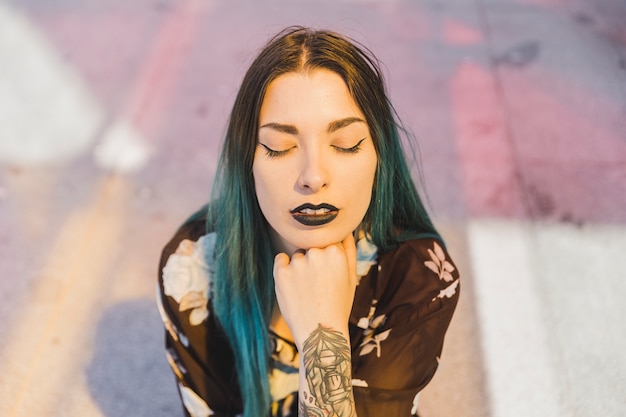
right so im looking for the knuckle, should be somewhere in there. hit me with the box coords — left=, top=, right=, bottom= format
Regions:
left=307, top=247, right=321, bottom=256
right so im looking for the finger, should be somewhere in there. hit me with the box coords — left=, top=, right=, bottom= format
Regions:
left=273, top=252, right=290, bottom=278
left=342, top=232, right=357, bottom=282
left=288, top=249, right=307, bottom=266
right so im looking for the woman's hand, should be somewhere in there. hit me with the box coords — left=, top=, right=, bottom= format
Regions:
left=273, top=233, right=357, bottom=348
left=274, top=233, right=358, bottom=416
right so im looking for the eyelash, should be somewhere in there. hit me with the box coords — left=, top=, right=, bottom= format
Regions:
left=333, top=138, right=366, bottom=154
left=259, top=138, right=366, bottom=158
left=260, top=143, right=291, bottom=159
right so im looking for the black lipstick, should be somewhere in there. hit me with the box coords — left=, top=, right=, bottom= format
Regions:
left=290, top=203, right=339, bottom=226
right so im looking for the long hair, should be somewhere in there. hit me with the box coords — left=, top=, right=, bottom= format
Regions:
left=207, top=26, right=440, bottom=417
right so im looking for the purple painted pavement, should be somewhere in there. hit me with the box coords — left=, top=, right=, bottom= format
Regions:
left=1, top=0, right=625, bottom=416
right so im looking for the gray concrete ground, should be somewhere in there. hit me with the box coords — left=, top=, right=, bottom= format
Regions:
left=0, top=0, right=625, bottom=416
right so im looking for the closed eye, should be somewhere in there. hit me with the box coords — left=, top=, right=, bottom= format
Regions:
left=332, top=138, right=366, bottom=154
left=259, top=143, right=293, bottom=158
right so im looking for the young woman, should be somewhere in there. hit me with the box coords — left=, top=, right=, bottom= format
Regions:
left=157, top=27, right=460, bottom=417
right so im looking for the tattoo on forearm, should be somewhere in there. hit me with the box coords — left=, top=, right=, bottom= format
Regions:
left=299, top=324, right=355, bottom=417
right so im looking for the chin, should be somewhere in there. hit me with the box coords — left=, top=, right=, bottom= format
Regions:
left=288, top=230, right=350, bottom=251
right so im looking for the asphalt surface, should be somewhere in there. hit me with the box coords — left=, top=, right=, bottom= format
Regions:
left=1, top=0, right=625, bottom=416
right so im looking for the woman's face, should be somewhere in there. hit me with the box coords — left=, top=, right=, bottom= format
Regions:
left=252, top=69, right=378, bottom=255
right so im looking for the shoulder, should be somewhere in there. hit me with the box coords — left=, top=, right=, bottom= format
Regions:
left=158, top=208, right=211, bottom=269
left=377, top=237, right=460, bottom=314
left=158, top=212, right=217, bottom=327
left=350, top=237, right=460, bottom=392
left=156, top=212, right=242, bottom=410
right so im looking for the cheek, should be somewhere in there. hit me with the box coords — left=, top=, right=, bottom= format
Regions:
left=353, top=156, right=377, bottom=194
left=253, top=160, right=283, bottom=214
left=341, top=159, right=377, bottom=215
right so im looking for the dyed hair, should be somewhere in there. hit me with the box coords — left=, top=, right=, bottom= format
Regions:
left=206, top=27, right=440, bottom=417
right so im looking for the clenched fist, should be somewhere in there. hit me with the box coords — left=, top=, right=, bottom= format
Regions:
left=273, top=233, right=357, bottom=348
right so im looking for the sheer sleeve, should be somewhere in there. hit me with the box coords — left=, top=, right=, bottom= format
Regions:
left=156, top=219, right=243, bottom=417
left=349, top=238, right=460, bottom=416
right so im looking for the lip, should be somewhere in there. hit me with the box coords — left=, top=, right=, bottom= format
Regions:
left=290, top=203, right=339, bottom=226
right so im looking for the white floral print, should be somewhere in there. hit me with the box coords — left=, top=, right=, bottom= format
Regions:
left=156, top=285, right=180, bottom=341
left=433, top=279, right=460, bottom=301
left=359, top=319, right=391, bottom=357
left=162, top=234, right=215, bottom=325
left=358, top=300, right=391, bottom=357
left=357, top=304, right=376, bottom=330
left=352, top=379, right=369, bottom=387
left=179, top=383, right=214, bottom=417
left=411, top=393, right=420, bottom=416
left=424, top=241, right=460, bottom=301
left=424, top=241, right=455, bottom=282
left=166, top=349, right=186, bottom=379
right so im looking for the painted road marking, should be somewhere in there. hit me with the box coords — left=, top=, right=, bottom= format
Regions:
left=469, top=219, right=626, bottom=417
left=0, top=3, right=102, bottom=164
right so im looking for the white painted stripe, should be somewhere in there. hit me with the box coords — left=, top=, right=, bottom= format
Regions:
left=531, top=223, right=626, bottom=416
left=94, top=120, right=150, bottom=173
left=91, top=0, right=209, bottom=174
left=0, top=3, right=102, bottom=164
left=468, top=219, right=568, bottom=417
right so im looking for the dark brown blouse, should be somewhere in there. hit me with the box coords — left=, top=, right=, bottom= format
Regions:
left=157, top=216, right=460, bottom=417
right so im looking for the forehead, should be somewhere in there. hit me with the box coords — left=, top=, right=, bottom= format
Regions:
left=259, top=69, right=366, bottom=127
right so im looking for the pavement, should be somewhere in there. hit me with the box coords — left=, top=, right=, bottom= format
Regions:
left=0, top=0, right=625, bottom=416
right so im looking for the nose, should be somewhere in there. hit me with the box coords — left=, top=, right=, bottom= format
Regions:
left=296, top=148, right=329, bottom=193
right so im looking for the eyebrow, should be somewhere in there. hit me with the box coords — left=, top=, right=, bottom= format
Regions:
left=258, top=122, right=298, bottom=135
left=259, top=117, right=366, bottom=135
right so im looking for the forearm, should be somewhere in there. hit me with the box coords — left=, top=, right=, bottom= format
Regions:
left=297, top=324, right=357, bottom=417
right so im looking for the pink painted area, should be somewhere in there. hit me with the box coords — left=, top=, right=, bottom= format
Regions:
left=443, top=19, right=483, bottom=46
left=451, top=61, right=527, bottom=218
left=122, top=0, right=209, bottom=137
left=499, top=73, right=626, bottom=164
left=528, top=0, right=562, bottom=6
left=23, top=1, right=209, bottom=141
left=24, top=7, right=164, bottom=105
left=495, top=70, right=626, bottom=222
left=390, top=13, right=433, bottom=42
left=451, top=45, right=626, bottom=221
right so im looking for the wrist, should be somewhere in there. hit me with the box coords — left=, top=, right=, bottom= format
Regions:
left=298, top=324, right=355, bottom=416
left=294, top=322, right=350, bottom=352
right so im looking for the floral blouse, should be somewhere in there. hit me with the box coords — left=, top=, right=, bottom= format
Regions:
left=157, top=216, right=460, bottom=417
